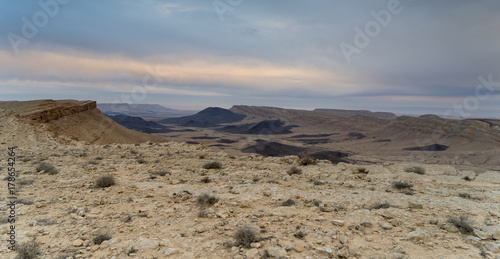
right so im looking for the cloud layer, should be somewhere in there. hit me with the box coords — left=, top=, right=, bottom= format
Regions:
left=0, top=0, right=499, bottom=117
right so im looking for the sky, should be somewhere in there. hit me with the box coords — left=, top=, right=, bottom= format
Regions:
left=1, top=0, right=499, bottom=118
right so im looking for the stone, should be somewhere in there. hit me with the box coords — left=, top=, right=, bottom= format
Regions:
left=163, top=248, right=180, bottom=256
left=250, top=243, right=261, bottom=248
left=476, top=171, right=500, bottom=184
left=408, top=231, right=427, bottom=241
left=316, top=247, right=333, bottom=255
left=360, top=219, right=373, bottom=228
left=73, top=239, right=84, bottom=247
left=135, top=237, right=159, bottom=250
left=442, top=223, right=459, bottom=233
left=484, top=242, right=499, bottom=253
left=332, top=220, right=345, bottom=226
left=269, top=247, right=287, bottom=257
left=295, top=243, right=303, bottom=252
left=337, top=246, right=350, bottom=258
left=459, top=171, right=477, bottom=181
left=380, top=222, right=393, bottom=230
left=245, top=248, right=259, bottom=258
left=492, top=226, right=500, bottom=240
left=474, top=229, right=492, bottom=240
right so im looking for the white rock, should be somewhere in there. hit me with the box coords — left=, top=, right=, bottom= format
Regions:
left=484, top=242, right=499, bottom=253
left=332, top=220, right=345, bottom=226
left=135, top=237, right=159, bottom=250
left=73, top=239, right=84, bottom=247
left=245, top=248, right=259, bottom=258
left=163, top=248, right=180, bottom=256
left=408, top=231, right=427, bottom=241
left=380, top=222, right=393, bottom=230
left=476, top=171, right=500, bottom=184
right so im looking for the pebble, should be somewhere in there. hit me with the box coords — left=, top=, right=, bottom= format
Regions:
left=380, top=222, right=393, bottom=230
left=73, top=239, right=84, bottom=247
left=332, top=220, right=345, bottom=226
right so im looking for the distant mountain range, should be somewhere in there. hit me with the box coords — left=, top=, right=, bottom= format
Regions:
left=97, top=103, right=197, bottom=120
left=314, top=108, right=397, bottom=120
left=159, top=107, right=246, bottom=127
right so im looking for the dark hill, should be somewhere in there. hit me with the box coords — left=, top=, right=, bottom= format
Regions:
left=107, top=114, right=172, bottom=133
left=159, top=107, right=246, bottom=127
left=403, top=144, right=449, bottom=151
left=219, top=120, right=296, bottom=134
left=242, top=140, right=350, bottom=164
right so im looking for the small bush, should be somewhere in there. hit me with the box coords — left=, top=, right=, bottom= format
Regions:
left=0, top=217, right=9, bottom=224
left=21, top=157, right=32, bottom=163
left=293, top=231, right=306, bottom=239
left=127, top=247, right=138, bottom=256
left=136, top=158, right=148, bottom=164
left=203, top=161, right=222, bottom=169
left=95, top=156, right=104, bottom=160
left=287, top=166, right=302, bottom=176
left=17, top=199, right=34, bottom=205
left=404, top=166, right=425, bottom=175
left=196, top=193, right=219, bottom=208
left=95, top=175, right=116, bottom=188
left=150, top=170, right=170, bottom=176
left=299, top=156, right=316, bottom=166
left=281, top=199, right=295, bottom=207
left=88, top=160, right=99, bottom=165
left=130, top=150, right=138, bottom=155
left=392, top=181, right=413, bottom=190
left=448, top=216, right=474, bottom=235
left=356, top=167, right=369, bottom=174
left=369, top=203, right=392, bottom=210
left=36, top=218, right=57, bottom=226
left=93, top=233, right=112, bottom=245
left=458, top=193, right=471, bottom=199
left=312, top=180, right=325, bottom=186
left=234, top=227, right=257, bottom=248
left=18, top=179, right=34, bottom=186
left=15, top=239, right=41, bottom=259
left=36, top=162, right=59, bottom=175
left=201, top=177, right=211, bottom=183
left=262, top=250, right=272, bottom=259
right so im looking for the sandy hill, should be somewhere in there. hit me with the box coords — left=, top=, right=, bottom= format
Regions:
left=229, top=105, right=388, bottom=132
left=370, top=115, right=500, bottom=151
left=0, top=99, right=162, bottom=145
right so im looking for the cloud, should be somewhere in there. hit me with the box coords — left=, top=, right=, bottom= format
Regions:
left=0, top=0, right=499, bottom=116
left=0, top=50, right=355, bottom=97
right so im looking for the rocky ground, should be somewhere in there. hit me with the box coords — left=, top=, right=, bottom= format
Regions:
left=0, top=109, right=500, bottom=259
